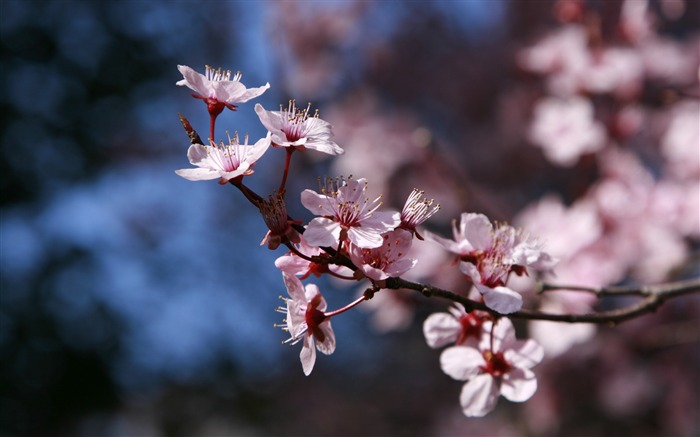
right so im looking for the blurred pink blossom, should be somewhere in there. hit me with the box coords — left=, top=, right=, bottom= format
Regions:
left=529, top=96, right=607, bottom=166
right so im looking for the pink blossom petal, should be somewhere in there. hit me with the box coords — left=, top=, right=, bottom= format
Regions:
left=479, top=319, right=516, bottom=353
left=505, top=339, right=545, bottom=369
left=300, top=335, right=317, bottom=376
left=174, top=168, right=219, bottom=181
left=501, top=367, right=538, bottom=402
left=480, top=285, right=523, bottom=314
left=300, top=189, right=332, bottom=216
left=459, top=374, right=500, bottom=417
left=176, top=65, right=209, bottom=96
left=440, top=346, right=485, bottom=381
left=304, top=218, right=341, bottom=247
left=315, top=322, right=336, bottom=355
left=425, top=230, right=474, bottom=255
left=458, top=262, right=482, bottom=283
left=459, top=213, right=493, bottom=250
left=423, top=313, right=460, bottom=348
left=347, top=226, right=385, bottom=249
left=283, top=273, right=307, bottom=303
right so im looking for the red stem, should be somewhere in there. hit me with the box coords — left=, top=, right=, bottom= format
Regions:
left=279, top=148, right=295, bottom=194
left=324, top=295, right=367, bottom=318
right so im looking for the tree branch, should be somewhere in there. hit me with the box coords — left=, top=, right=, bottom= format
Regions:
left=385, top=277, right=700, bottom=325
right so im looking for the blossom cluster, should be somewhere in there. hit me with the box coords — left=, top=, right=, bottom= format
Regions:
left=174, top=64, right=555, bottom=416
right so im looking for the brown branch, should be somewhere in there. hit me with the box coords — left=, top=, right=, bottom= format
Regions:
left=178, top=113, right=204, bottom=145
left=385, top=277, right=700, bottom=325
left=537, top=279, right=700, bottom=297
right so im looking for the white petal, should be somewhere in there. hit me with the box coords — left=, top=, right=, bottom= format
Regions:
left=459, top=213, right=493, bottom=250
left=481, top=286, right=523, bottom=314
left=300, top=335, right=317, bottom=376
left=304, top=218, right=341, bottom=247
left=176, top=65, right=208, bottom=96
left=423, top=313, right=460, bottom=348
left=300, top=190, right=333, bottom=216
left=440, top=346, right=485, bottom=381
left=174, top=168, right=219, bottom=181
left=211, top=80, right=246, bottom=103
left=505, top=339, right=544, bottom=369
left=459, top=374, right=500, bottom=417
left=315, top=321, right=336, bottom=355
left=364, top=210, right=402, bottom=230
left=478, top=318, right=516, bottom=353
left=347, top=226, right=385, bottom=249
left=501, top=367, right=538, bottom=402
left=459, top=262, right=482, bottom=283
left=246, top=132, right=272, bottom=163
left=384, top=257, right=417, bottom=277
left=283, top=272, right=307, bottom=303
left=186, top=144, right=209, bottom=165
left=424, top=230, right=473, bottom=256
left=236, top=82, right=270, bottom=103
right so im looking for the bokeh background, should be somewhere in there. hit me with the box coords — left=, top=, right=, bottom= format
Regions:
left=1, top=0, right=699, bottom=435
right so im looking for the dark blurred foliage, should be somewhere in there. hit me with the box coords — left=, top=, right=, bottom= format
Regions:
left=1, top=0, right=698, bottom=436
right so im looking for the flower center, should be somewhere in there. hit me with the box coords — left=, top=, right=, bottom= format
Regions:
left=280, top=100, right=319, bottom=142
left=305, top=294, right=328, bottom=342
left=456, top=313, right=484, bottom=345
left=481, top=350, right=512, bottom=378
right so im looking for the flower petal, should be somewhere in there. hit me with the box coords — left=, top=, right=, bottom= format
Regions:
left=501, top=367, right=538, bottom=402
left=304, top=218, right=341, bottom=247
left=440, top=346, right=485, bottom=381
left=283, top=272, right=307, bottom=303
left=481, top=285, right=523, bottom=314
left=459, top=374, right=500, bottom=417
left=300, top=335, right=317, bottom=376
left=174, top=168, right=219, bottom=181
left=347, top=226, right=385, bottom=249
left=423, top=313, right=460, bottom=348
left=176, top=65, right=208, bottom=96
left=315, top=321, right=336, bottom=355
left=300, top=189, right=333, bottom=216
left=459, top=213, right=493, bottom=250
left=505, top=339, right=544, bottom=369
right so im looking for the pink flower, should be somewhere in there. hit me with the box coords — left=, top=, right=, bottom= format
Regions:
left=398, top=189, right=440, bottom=239
left=177, top=65, right=269, bottom=112
left=275, top=236, right=352, bottom=279
left=428, top=213, right=555, bottom=314
left=255, top=101, right=344, bottom=155
left=423, top=303, right=490, bottom=349
left=529, top=96, right=607, bottom=167
left=439, top=319, right=544, bottom=417
left=276, top=273, right=335, bottom=375
left=175, top=132, right=271, bottom=183
left=349, top=229, right=416, bottom=281
left=301, top=177, right=400, bottom=249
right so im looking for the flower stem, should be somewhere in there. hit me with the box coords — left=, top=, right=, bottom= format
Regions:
left=279, top=148, right=295, bottom=194
left=324, top=294, right=367, bottom=318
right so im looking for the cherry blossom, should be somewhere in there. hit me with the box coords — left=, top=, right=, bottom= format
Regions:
left=276, top=273, right=335, bottom=376
left=255, top=101, right=344, bottom=155
left=427, top=213, right=555, bottom=314
left=528, top=96, right=607, bottom=167
left=175, top=132, right=271, bottom=183
left=301, top=177, right=400, bottom=249
left=398, top=189, right=440, bottom=239
left=275, top=236, right=353, bottom=279
left=177, top=65, right=270, bottom=113
left=423, top=303, right=490, bottom=349
left=348, top=229, right=416, bottom=281
left=439, top=319, right=544, bottom=417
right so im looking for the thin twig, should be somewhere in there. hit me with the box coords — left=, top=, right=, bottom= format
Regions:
left=386, top=277, right=700, bottom=325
